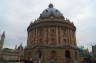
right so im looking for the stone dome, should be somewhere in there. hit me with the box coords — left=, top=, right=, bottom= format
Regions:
left=40, top=3, right=64, bottom=18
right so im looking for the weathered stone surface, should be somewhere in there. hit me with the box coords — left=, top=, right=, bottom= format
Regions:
left=25, top=3, right=79, bottom=63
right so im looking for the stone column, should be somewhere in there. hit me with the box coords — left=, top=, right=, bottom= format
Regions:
left=67, top=29, right=70, bottom=45
left=69, top=30, right=71, bottom=45
left=66, top=29, right=68, bottom=45
left=37, top=29, right=40, bottom=44
left=47, top=27, right=48, bottom=44
left=48, top=27, right=50, bottom=44
left=58, top=26, right=60, bottom=44
left=60, top=27, right=64, bottom=45
left=35, top=28, right=37, bottom=44
left=44, top=28, right=47, bottom=45
left=34, top=30, right=36, bottom=45
left=56, top=27, right=59, bottom=45
left=70, top=49, right=75, bottom=63
left=70, top=30, right=73, bottom=45
left=59, top=27, right=61, bottom=45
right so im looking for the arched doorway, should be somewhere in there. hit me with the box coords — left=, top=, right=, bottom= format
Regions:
left=38, top=50, right=42, bottom=59
left=65, top=50, right=71, bottom=63
left=49, top=50, right=57, bottom=63
left=65, top=50, right=71, bottom=59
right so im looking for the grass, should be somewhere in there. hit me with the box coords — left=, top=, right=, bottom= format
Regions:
left=0, top=62, right=20, bottom=63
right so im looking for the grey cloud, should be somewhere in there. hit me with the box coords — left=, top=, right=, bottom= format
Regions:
left=0, top=0, right=96, bottom=50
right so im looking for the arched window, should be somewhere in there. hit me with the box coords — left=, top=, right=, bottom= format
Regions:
left=46, top=10, right=48, bottom=12
left=65, top=50, right=71, bottom=59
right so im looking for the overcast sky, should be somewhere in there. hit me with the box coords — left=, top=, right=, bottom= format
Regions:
left=0, top=0, right=96, bottom=50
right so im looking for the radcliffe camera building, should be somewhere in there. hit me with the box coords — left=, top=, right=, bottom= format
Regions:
left=24, top=3, right=80, bottom=63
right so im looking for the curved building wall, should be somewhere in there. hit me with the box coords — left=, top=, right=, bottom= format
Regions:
left=27, top=19, right=76, bottom=47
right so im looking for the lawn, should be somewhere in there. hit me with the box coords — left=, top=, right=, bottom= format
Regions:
left=0, top=62, right=20, bottom=63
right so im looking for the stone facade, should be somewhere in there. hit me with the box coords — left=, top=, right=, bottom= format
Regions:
left=0, top=48, right=19, bottom=61
left=0, top=44, right=23, bottom=61
left=0, top=32, right=5, bottom=49
left=0, top=31, right=24, bottom=61
left=24, top=3, right=79, bottom=63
